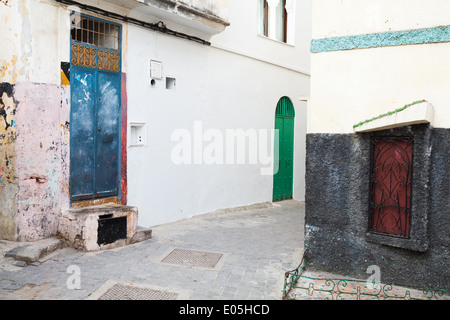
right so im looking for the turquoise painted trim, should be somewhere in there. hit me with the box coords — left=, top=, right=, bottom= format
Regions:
left=311, top=25, right=450, bottom=53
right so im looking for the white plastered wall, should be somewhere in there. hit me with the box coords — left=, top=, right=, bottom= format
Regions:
left=212, top=0, right=311, bottom=75
left=313, top=0, right=450, bottom=38
left=309, top=0, right=450, bottom=134
left=125, top=0, right=310, bottom=227
left=309, top=43, right=450, bottom=134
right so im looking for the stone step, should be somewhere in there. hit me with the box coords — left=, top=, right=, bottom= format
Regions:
left=58, top=204, right=149, bottom=251
left=131, top=226, right=153, bottom=244
left=4, top=238, right=64, bottom=265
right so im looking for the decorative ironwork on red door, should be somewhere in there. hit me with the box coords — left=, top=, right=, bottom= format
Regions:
left=370, top=137, right=413, bottom=238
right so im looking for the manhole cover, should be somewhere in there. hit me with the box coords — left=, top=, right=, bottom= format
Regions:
left=98, top=284, right=178, bottom=300
left=161, top=248, right=224, bottom=269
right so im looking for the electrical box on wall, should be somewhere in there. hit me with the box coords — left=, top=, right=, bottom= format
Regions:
left=150, top=60, right=162, bottom=80
left=130, top=122, right=147, bottom=147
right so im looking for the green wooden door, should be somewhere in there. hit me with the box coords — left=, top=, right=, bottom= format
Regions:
left=273, top=97, right=295, bottom=201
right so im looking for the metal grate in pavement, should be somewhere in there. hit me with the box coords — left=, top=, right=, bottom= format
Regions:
left=160, top=248, right=224, bottom=269
left=98, top=284, right=178, bottom=300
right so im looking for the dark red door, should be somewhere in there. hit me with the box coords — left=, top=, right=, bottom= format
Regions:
left=370, top=137, right=413, bottom=238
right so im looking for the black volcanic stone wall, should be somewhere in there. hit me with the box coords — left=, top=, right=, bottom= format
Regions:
left=304, top=125, right=449, bottom=290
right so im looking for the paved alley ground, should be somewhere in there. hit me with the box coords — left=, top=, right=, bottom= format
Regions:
left=0, top=200, right=305, bottom=300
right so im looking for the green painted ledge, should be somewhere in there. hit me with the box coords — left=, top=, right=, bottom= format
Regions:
left=353, top=100, right=427, bottom=130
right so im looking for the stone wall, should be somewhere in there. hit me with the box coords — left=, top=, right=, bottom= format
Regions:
left=304, top=124, right=450, bottom=290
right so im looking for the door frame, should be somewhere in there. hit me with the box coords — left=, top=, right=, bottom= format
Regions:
left=69, top=12, right=123, bottom=205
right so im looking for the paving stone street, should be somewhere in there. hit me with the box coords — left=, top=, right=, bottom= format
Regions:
left=0, top=200, right=305, bottom=300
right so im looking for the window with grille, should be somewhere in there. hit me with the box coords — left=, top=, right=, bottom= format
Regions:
left=70, top=13, right=121, bottom=72
left=369, top=137, right=413, bottom=238
left=71, top=14, right=120, bottom=50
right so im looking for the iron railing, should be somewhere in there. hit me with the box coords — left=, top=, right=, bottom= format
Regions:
left=283, top=250, right=449, bottom=300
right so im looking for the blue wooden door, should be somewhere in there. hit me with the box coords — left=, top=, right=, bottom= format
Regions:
left=70, top=68, right=97, bottom=200
left=69, top=14, right=122, bottom=202
left=70, top=67, right=120, bottom=201
left=95, top=71, right=121, bottom=198
left=70, top=68, right=121, bottom=202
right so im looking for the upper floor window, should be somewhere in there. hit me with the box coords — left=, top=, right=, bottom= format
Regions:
left=258, top=0, right=292, bottom=44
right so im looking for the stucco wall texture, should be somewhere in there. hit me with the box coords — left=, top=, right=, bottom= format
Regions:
left=305, top=126, right=450, bottom=290
left=0, top=82, right=70, bottom=241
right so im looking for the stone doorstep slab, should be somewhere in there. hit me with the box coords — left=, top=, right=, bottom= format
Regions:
left=67, top=203, right=137, bottom=215
left=3, top=226, right=152, bottom=266
left=59, top=204, right=152, bottom=252
left=3, top=206, right=152, bottom=264
left=4, top=238, right=64, bottom=264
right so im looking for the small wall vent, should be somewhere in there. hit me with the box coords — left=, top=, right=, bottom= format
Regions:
left=166, top=77, right=176, bottom=90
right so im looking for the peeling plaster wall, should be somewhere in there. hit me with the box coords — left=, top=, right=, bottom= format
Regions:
left=0, top=82, right=70, bottom=241
left=181, top=0, right=228, bottom=18
left=0, top=83, right=18, bottom=240
left=0, top=0, right=23, bottom=84
left=14, top=83, right=70, bottom=241
left=0, top=0, right=71, bottom=241
left=0, top=0, right=70, bottom=85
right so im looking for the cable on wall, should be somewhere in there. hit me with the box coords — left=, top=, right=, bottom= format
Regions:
left=55, top=0, right=212, bottom=46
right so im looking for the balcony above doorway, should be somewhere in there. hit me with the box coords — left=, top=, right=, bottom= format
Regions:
left=100, top=0, right=230, bottom=35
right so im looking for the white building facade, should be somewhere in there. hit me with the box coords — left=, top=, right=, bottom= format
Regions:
left=126, top=0, right=311, bottom=227
left=0, top=0, right=311, bottom=242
